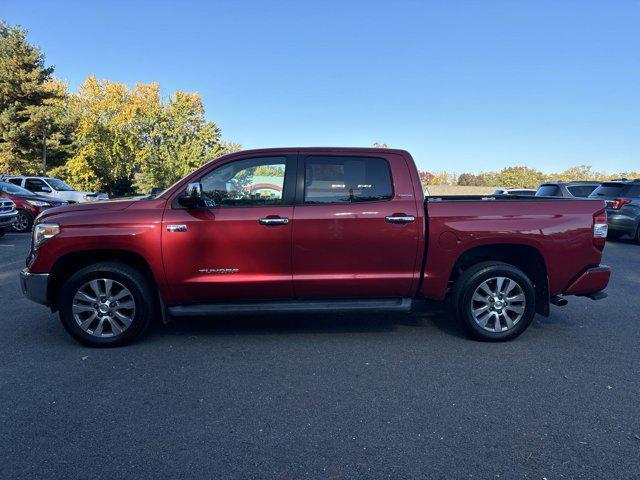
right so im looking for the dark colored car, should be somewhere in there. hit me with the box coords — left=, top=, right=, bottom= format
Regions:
left=20, top=147, right=611, bottom=347
left=588, top=179, right=640, bottom=242
left=0, top=181, right=68, bottom=233
left=535, top=181, right=601, bottom=198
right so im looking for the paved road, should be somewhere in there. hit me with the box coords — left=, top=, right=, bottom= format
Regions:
left=1, top=232, right=639, bottom=479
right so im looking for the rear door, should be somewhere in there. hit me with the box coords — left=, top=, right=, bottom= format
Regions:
left=162, top=154, right=297, bottom=305
left=291, top=152, right=421, bottom=299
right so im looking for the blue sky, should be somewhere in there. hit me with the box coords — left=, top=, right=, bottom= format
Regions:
left=4, top=0, right=639, bottom=173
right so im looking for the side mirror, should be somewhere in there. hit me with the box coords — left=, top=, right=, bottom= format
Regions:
left=41, top=186, right=52, bottom=193
left=178, top=182, right=208, bottom=209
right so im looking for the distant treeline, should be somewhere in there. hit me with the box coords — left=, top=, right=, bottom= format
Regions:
left=419, top=166, right=640, bottom=189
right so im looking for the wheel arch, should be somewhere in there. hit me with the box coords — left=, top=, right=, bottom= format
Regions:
left=48, top=249, right=159, bottom=312
left=448, top=243, right=550, bottom=316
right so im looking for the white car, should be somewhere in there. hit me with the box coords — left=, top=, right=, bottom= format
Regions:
left=0, top=176, right=108, bottom=203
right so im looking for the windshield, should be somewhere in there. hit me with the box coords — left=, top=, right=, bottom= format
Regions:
left=0, top=181, right=34, bottom=196
left=45, top=178, right=75, bottom=191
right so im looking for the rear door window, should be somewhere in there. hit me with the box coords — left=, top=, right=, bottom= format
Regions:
left=535, top=185, right=561, bottom=197
left=303, top=156, right=393, bottom=204
left=567, top=185, right=597, bottom=197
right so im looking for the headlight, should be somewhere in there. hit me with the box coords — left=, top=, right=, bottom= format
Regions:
left=27, top=200, right=50, bottom=207
left=33, top=223, right=60, bottom=248
left=82, top=195, right=90, bottom=201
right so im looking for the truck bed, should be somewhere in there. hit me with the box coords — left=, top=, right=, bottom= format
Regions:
left=420, top=195, right=607, bottom=302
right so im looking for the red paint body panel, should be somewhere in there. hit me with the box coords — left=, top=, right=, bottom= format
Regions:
left=29, top=199, right=170, bottom=301
left=563, top=266, right=611, bottom=295
left=421, top=199, right=607, bottom=300
left=292, top=152, right=423, bottom=298
left=2, top=192, right=46, bottom=218
left=29, top=147, right=610, bottom=310
left=162, top=205, right=294, bottom=303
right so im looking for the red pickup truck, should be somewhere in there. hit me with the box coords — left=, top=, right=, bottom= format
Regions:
left=20, top=148, right=611, bottom=347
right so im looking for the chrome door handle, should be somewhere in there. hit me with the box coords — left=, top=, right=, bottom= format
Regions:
left=167, top=224, right=187, bottom=232
left=385, top=215, right=415, bottom=224
left=258, top=217, right=289, bottom=225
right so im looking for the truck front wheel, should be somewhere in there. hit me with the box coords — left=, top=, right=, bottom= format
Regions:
left=58, top=261, right=156, bottom=347
left=452, top=261, right=536, bottom=341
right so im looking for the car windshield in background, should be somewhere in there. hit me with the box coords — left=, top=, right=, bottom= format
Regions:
left=590, top=184, right=626, bottom=198
left=46, top=178, right=74, bottom=191
left=567, top=185, right=598, bottom=197
left=0, top=181, right=34, bottom=196
left=535, top=185, right=561, bottom=196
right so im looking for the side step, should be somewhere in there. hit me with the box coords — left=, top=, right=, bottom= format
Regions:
left=167, top=298, right=413, bottom=317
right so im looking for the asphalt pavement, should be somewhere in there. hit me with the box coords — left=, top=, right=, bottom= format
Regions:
left=1, top=232, right=639, bottom=479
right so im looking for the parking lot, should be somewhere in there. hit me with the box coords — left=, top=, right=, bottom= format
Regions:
left=0, top=232, right=638, bottom=479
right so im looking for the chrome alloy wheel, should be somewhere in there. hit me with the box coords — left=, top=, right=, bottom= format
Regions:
left=14, top=211, right=30, bottom=232
left=470, top=276, right=526, bottom=332
left=72, top=279, right=135, bottom=337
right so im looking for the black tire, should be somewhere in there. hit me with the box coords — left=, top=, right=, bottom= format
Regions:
left=58, top=261, right=156, bottom=347
left=0, top=228, right=5, bottom=238
left=452, top=261, right=536, bottom=342
left=12, top=209, right=34, bottom=233
left=635, top=224, right=640, bottom=245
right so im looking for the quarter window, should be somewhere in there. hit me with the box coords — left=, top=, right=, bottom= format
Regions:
left=199, top=157, right=286, bottom=206
left=304, top=156, right=393, bottom=204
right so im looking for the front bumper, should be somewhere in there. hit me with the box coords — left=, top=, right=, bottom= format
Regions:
left=563, top=265, right=611, bottom=297
left=0, top=212, right=17, bottom=229
left=20, top=269, right=49, bottom=306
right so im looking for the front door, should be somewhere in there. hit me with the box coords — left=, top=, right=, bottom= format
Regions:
left=162, top=155, right=296, bottom=305
left=292, top=153, right=421, bottom=299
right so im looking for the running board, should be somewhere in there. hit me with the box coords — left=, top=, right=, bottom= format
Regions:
left=167, top=298, right=413, bottom=317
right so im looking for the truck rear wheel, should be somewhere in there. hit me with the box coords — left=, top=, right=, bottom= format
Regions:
left=58, top=261, right=156, bottom=347
left=452, top=261, right=536, bottom=341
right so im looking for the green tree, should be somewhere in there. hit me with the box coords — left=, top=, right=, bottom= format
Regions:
left=457, top=172, right=487, bottom=186
left=494, top=166, right=546, bottom=188
left=65, top=77, right=152, bottom=194
left=0, top=21, right=74, bottom=174
left=134, top=91, right=239, bottom=193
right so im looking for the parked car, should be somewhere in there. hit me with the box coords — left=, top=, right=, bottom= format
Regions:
left=493, top=188, right=536, bottom=196
left=588, top=179, right=640, bottom=242
left=0, top=176, right=108, bottom=203
left=0, top=197, right=17, bottom=237
left=20, top=147, right=611, bottom=347
left=0, top=181, right=68, bottom=233
left=535, top=181, right=600, bottom=198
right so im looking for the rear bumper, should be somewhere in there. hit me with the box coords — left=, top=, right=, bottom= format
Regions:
left=607, top=212, right=638, bottom=235
left=563, top=265, right=611, bottom=297
left=20, top=269, right=49, bottom=306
